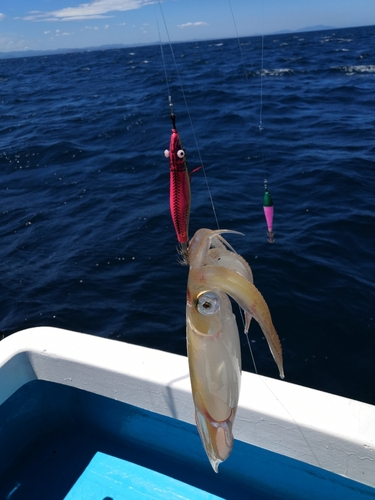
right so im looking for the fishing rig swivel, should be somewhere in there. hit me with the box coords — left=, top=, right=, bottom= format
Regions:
left=168, top=95, right=176, bottom=128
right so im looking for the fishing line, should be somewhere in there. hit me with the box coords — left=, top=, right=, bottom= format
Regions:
left=160, top=1, right=258, bottom=380
left=258, top=9, right=275, bottom=244
left=155, top=11, right=171, bottom=102
left=227, top=4, right=321, bottom=467
left=244, top=327, right=258, bottom=374
left=157, top=2, right=320, bottom=470
left=228, top=0, right=261, bottom=375
left=258, top=33, right=273, bottom=237
left=227, top=1, right=267, bottom=372
left=157, top=0, right=219, bottom=230
left=229, top=0, right=274, bottom=243
left=259, top=34, right=264, bottom=133
left=228, top=0, right=251, bottom=87
left=254, top=372, right=323, bottom=469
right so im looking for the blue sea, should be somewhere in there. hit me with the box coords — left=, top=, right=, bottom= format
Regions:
left=0, top=25, right=374, bottom=406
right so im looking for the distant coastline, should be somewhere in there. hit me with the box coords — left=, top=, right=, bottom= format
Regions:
left=0, top=24, right=370, bottom=60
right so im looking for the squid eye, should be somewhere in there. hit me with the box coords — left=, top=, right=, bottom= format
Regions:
left=196, top=291, right=220, bottom=315
left=177, top=149, right=185, bottom=159
left=164, top=149, right=170, bottom=158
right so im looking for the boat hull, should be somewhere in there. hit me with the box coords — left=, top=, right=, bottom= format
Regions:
left=0, top=327, right=374, bottom=499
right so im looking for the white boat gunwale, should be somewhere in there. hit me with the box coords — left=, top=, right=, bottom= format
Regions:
left=0, top=326, right=374, bottom=497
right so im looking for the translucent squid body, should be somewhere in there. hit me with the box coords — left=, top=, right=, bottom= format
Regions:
left=164, top=114, right=191, bottom=260
left=186, top=228, right=284, bottom=472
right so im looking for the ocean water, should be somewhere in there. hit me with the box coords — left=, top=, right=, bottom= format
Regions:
left=0, top=25, right=374, bottom=406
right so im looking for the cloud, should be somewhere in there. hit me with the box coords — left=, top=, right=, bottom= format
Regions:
left=178, top=22, right=209, bottom=29
left=0, top=13, right=5, bottom=21
left=60, top=15, right=113, bottom=21
left=23, top=0, right=155, bottom=22
left=0, top=35, right=29, bottom=52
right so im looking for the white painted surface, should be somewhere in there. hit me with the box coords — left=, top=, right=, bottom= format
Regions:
left=0, top=327, right=374, bottom=487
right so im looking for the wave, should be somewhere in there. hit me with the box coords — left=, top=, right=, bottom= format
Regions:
left=0, top=24, right=374, bottom=405
left=332, top=64, right=375, bottom=74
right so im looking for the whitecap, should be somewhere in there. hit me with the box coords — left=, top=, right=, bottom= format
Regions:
left=338, top=64, right=375, bottom=74
left=261, top=68, right=294, bottom=76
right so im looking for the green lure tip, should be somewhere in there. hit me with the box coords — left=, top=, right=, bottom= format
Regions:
left=263, top=190, right=274, bottom=207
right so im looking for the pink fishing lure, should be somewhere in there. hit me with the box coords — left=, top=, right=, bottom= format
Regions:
left=263, top=188, right=275, bottom=243
left=164, top=124, right=191, bottom=258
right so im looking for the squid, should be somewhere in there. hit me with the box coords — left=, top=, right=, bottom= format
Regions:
left=186, top=228, right=284, bottom=472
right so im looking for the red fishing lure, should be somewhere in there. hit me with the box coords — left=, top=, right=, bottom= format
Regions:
left=164, top=113, right=191, bottom=259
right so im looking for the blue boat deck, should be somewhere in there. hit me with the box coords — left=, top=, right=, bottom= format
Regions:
left=0, top=380, right=374, bottom=500
left=1, top=424, right=228, bottom=500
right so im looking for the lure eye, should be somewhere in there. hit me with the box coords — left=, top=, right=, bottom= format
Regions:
left=164, top=149, right=170, bottom=158
left=196, top=291, right=220, bottom=316
left=177, top=149, right=185, bottom=159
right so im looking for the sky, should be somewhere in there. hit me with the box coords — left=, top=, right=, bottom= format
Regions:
left=1, top=0, right=375, bottom=53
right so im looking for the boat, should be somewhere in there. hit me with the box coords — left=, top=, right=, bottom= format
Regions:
left=0, top=326, right=374, bottom=499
